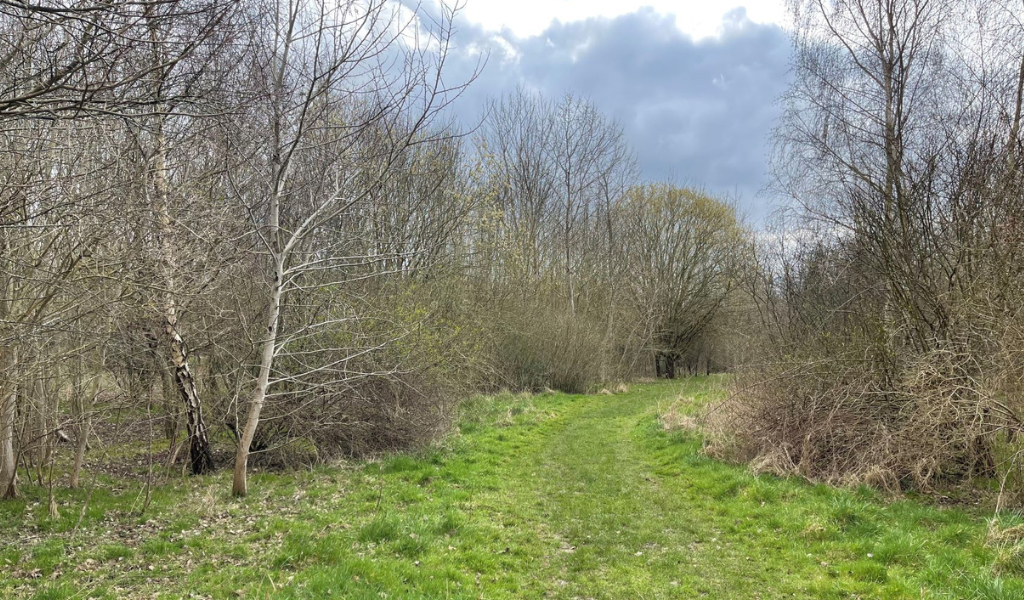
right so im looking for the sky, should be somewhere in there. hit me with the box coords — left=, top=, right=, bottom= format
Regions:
left=433, top=0, right=794, bottom=224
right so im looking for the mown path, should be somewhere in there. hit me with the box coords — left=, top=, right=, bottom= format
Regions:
left=523, top=383, right=764, bottom=598
left=2, top=379, right=1021, bottom=599
left=498, top=380, right=811, bottom=599
left=453, top=380, right=1020, bottom=599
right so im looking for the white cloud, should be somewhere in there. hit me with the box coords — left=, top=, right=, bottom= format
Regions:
left=456, top=0, right=788, bottom=40
left=388, top=0, right=442, bottom=53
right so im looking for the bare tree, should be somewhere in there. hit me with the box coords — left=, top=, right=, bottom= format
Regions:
left=717, top=0, right=1024, bottom=490
left=617, top=184, right=744, bottom=378
left=0, top=0, right=234, bottom=119
left=226, top=0, right=471, bottom=496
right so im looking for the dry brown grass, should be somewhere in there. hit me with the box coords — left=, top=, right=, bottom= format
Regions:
left=660, top=397, right=700, bottom=432
left=706, top=343, right=1024, bottom=498
left=988, top=522, right=1024, bottom=546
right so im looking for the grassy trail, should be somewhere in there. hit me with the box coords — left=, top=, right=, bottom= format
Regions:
left=2, top=379, right=1023, bottom=599
left=525, top=381, right=764, bottom=598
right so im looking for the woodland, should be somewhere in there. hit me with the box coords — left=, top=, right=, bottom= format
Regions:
left=0, top=0, right=750, bottom=500
left=2, top=1, right=1024, bottom=590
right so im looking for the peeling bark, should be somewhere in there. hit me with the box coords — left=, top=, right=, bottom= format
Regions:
left=167, top=319, right=214, bottom=474
left=146, top=7, right=214, bottom=474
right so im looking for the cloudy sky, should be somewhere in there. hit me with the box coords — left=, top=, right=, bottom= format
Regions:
left=432, top=0, right=793, bottom=223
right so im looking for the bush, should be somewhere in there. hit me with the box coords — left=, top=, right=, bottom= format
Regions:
left=485, top=307, right=606, bottom=394
left=708, top=344, right=1017, bottom=494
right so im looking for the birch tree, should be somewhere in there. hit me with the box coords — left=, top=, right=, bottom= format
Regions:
left=132, top=0, right=236, bottom=474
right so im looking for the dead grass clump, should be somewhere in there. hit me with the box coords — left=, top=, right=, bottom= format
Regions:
left=988, top=522, right=1024, bottom=546
left=993, top=544, right=1024, bottom=577
left=858, top=465, right=901, bottom=495
left=660, top=398, right=700, bottom=432
left=190, top=485, right=222, bottom=518
left=494, top=396, right=537, bottom=427
left=801, top=519, right=830, bottom=541
left=749, top=448, right=798, bottom=478
left=987, top=520, right=1024, bottom=577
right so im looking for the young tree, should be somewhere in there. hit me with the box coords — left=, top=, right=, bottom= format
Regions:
left=228, top=0, right=471, bottom=496
left=132, top=0, right=238, bottom=474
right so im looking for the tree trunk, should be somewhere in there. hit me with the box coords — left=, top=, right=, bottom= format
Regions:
left=168, top=326, right=214, bottom=474
left=154, top=175, right=215, bottom=474
left=146, top=2, right=213, bottom=476
left=0, top=347, right=17, bottom=499
left=232, top=273, right=283, bottom=497
left=70, top=416, right=89, bottom=489
left=154, top=183, right=214, bottom=474
left=157, top=364, right=177, bottom=442
left=665, top=354, right=676, bottom=379
left=33, top=376, right=52, bottom=483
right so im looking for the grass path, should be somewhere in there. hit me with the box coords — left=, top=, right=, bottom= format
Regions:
left=3, top=379, right=1024, bottom=599
left=526, top=381, right=764, bottom=598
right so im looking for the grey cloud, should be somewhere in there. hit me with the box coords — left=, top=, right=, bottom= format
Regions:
left=439, top=6, right=792, bottom=223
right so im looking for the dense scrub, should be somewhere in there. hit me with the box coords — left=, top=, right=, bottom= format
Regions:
left=712, top=0, right=1024, bottom=500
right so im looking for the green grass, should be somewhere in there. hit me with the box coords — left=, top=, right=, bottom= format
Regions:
left=1, top=378, right=1022, bottom=598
